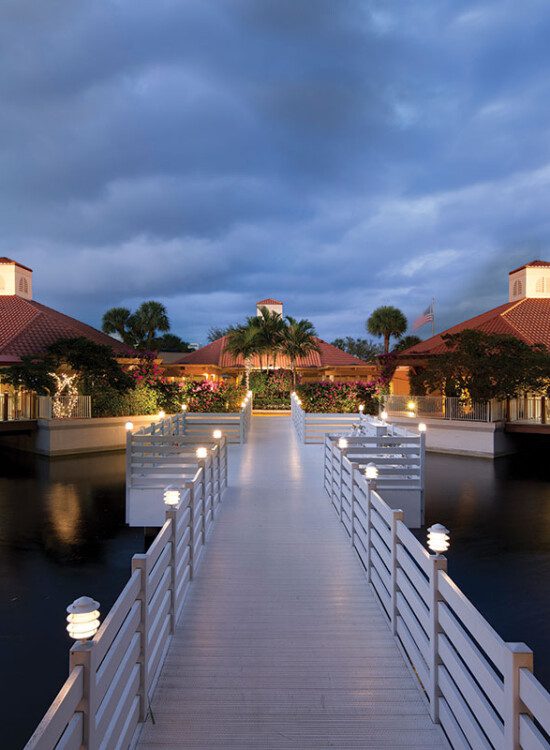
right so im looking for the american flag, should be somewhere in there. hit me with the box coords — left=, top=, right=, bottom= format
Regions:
left=413, top=302, right=434, bottom=331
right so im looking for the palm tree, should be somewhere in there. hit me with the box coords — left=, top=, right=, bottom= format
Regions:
left=129, top=301, right=170, bottom=350
left=225, top=323, right=259, bottom=389
left=102, top=307, right=133, bottom=344
left=255, top=307, right=287, bottom=369
left=394, top=334, right=422, bottom=352
left=366, top=306, right=408, bottom=354
left=282, top=316, right=320, bottom=387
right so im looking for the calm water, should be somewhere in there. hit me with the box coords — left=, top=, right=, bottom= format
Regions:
left=0, top=437, right=549, bottom=748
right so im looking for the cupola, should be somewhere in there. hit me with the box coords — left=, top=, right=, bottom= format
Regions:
left=0, top=258, right=33, bottom=299
left=256, top=298, right=283, bottom=317
left=508, top=260, right=550, bottom=301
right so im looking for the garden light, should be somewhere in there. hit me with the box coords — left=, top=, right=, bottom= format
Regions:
left=380, top=410, right=388, bottom=421
left=213, top=429, right=222, bottom=439
left=125, top=421, right=134, bottom=431
left=196, top=447, right=208, bottom=460
left=181, top=403, right=188, bottom=412
left=418, top=422, right=427, bottom=433
left=158, top=410, right=166, bottom=419
left=164, top=486, right=180, bottom=507
left=66, top=596, right=100, bottom=641
left=365, top=463, right=378, bottom=481
left=407, top=400, right=416, bottom=411
left=359, top=404, right=365, bottom=414
left=427, top=524, right=450, bottom=554
left=407, top=410, right=416, bottom=418
left=338, top=437, right=348, bottom=449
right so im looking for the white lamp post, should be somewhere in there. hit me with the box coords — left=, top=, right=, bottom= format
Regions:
left=427, top=524, right=450, bottom=555
left=380, top=409, right=388, bottom=422
left=158, top=410, right=166, bottom=419
left=164, top=486, right=180, bottom=507
left=181, top=403, right=188, bottom=412
left=365, top=462, right=378, bottom=483
left=338, top=437, right=348, bottom=449
left=418, top=422, right=427, bottom=433
left=125, top=421, right=134, bottom=432
left=213, top=429, right=222, bottom=440
left=359, top=404, right=365, bottom=415
left=196, top=446, right=208, bottom=460
left=66, top=597, right=100, bottom=641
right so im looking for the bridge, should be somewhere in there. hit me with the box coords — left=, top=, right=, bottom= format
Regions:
left=24, top=415, right=550, bottom=750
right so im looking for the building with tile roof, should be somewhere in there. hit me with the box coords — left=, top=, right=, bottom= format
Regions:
left=400, top=260, right=550, bottom=360
left=0, top=258, right=133, bottom=366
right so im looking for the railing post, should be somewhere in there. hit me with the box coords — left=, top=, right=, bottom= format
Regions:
left=239, top=413, right=245, bottom=444
left=186, top=481, right=195, bottom=580
left=503, top=642, right=533, bottom=749
left=165, top=504, right=179, bottom=634
left=541, top=396, right=547, bottom=425
left=69, top=641, right=97, bottom=749
left=349, top=461, right=359, bottom=545
left=338, top=446, right=347, bottom=521
left=197, top=461, right=206, bottom=545
left=390, top=508, right=404, bottom=636
left=427, top=554, right=447, bottom=722
left=131, top=553, right=150, bottom=722
left=365, top=478, right=375, bottom=583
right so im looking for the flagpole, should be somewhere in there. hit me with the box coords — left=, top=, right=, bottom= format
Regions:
left=431, top=297, right=435, bottom=336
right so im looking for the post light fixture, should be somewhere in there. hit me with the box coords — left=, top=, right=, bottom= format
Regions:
left=213, top=429, right=222, bottom=440
left=359, top=404, right=365, bottom=414
left=125, top=421, right=134, bottom=431
left=407, top=400, right=417, bottom=411
left=407, top=410, right=416, bottom=418
left=181, top=403, right=188, bottom=412
left=196, top=446, right=208, bottom=460
left=241, top=400, right=246, bottom=409
left=427, top=524, right=450, bottom=555
left=380, top=410, right=388, bottom=421
left=158, top=410, right=166, bottom=419
left=365, top=462, right=378, bottom=481
left=418, top=422, right=427, bottom=433
left=66, top=596, right=100, bottom=641
left=164, top=486, right=180, bottom=507
left=338, top=437, right=348, bottom=449
left=247, top=390, right=252, bottom=398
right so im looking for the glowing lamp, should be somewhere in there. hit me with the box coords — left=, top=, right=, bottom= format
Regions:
left=359, top=404, right=365, bottom=413
left=407, top=410, right=416, bottom=418
left=164, top=486, right=180, bottom=507
left=181, top=403, right=188, bottom=412
left=418, top=422, right=427, bottom=433
left=427, top=524, right=450, bottom=554
left=241, top=401, right=246, bottom=409
left=365, top=462, right=378, bottom=481
left=247, top=390, right=252, bottom=398
left=66, top=597, right=100, bottom=641
left=125, top=421, right=134, bottom=431
left=380, top=410, right=388, bottom=421
left=196, top=447, right=208, bottom=460
left=338, top=437, right=348, bottom=449
left=158, top=410, right=166, bottom=419
left=213, top=429, right=222, bottom=439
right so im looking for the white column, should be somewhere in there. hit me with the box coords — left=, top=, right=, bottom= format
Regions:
left=427, top=555, right=447, bottom=722
left=503, top=642, right=534, bottom=749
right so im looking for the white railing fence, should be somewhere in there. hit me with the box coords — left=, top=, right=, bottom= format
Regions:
left=325, top=438, right=550, bottom=750
left=384, top=395, right=549, bottom=425
left=38, top=395, right=92, bottom=420
left=25, top=435, right=229, bottom=750
left=291, top=392, right=377, bottom=443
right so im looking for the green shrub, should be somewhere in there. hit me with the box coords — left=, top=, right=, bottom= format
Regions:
left=296, top=381, right=379, bottom=414
left=92, top=385, right=159, bottom=417
left=250, top=369, right=292, bottom=408
left=181, top=380, right=246, bottom=413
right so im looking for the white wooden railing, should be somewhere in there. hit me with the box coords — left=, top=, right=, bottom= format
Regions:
left=291, top=392, right=374, bottom=443
left=38, top=395, right=92, bottom=419
left=325, top=438, right=550, bottom=750
left=25, top=435, right=228, bottom=750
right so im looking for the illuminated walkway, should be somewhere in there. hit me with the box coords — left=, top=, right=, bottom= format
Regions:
left=137, top=416, right=447, bottom=749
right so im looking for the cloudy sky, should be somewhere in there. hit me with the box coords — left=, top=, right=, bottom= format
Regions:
left=1, top=0, right=550, bottom=344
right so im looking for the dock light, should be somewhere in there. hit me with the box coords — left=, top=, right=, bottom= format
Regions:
left=196, top=447, right=208, bottom=460
left=247, top=390, right=252, bottom=398
left=164, top=486, right=180, bottom=507
left=427, top=524, right=450, bottom=555
left=158, top=410, right=166, bottom=419
left=241, top=400, right=246, bottom=409
left=125, top=421, right=134, bottom=431
left=213, top=429, right=222, bottom=440
left=359, top=404, right=365, bottom=414
left=66, top=597, right=100, bottom=641
left=380, top=410, right=388, bottom=421
left=365, top=463, right=378, bottom=481
left=181, top=403, right=188, bottom=412
left=338, top=437, right=348, bottom=449
left=407, top=410, right=416, bottom=418
left=418, top=422, right=427, bottom=433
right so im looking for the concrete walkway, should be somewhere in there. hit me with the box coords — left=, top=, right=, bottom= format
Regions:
left=137, top=416, right=447, bottom=749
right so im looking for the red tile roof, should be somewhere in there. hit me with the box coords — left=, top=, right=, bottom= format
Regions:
left=257, top=298, right=283, bottom=305
left=175, top=336, right=370, bottom=369
left=509, top=259, right=550, bottom=274
left=401, top=298, right=550, bottom=356
left=0, top=296, right=133, bottom=362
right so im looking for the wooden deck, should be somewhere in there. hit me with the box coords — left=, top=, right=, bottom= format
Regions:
left=137, top=416, right=447, bottom=749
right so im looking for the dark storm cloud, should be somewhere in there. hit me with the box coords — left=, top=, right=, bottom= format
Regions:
left=1, top=0, right=550, bottom=342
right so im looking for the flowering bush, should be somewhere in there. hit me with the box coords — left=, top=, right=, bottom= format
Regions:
left=181, top=380, right=246, bottom=413
left=296, top=381, right=380, bottom=414
left=250, top=369, right=293, bottom=408
left=130, top=352, right=166, bottom=387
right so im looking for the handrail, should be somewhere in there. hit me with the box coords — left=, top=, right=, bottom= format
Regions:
left=24, top=434, right=229, bottom=750
left=325, top=435, right=550, bottom=750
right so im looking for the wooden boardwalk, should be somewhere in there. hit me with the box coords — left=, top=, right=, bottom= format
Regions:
left=137, top=416, right=447, bottom=749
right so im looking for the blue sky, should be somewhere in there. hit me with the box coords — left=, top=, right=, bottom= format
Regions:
left=1, top=0, right=550, bottom=344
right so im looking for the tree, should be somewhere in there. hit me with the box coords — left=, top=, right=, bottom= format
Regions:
left=331, top=337, right=382, bottom=362
left=102, top=301, right=170, bottom=349
left=393, top=335, right=422, bottom=352
left=282, top=316, right=321, bottom=387
left=254, top=306, right=287, bottom=369
left=207, top=326, right=231, bottom=342
left=416, top=330, right=550, bottom=401
left=151, top=333, right=193, bottom=352
left=225, top=323, right=260, bottom=389
left=366, top=306, right=408, bottom=354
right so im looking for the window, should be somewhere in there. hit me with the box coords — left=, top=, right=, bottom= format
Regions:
left=512, top=279, right=523, bottom=297
left=535, top=277, right=546, bottom=293
left=18, top=277, right=28, bottom=294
